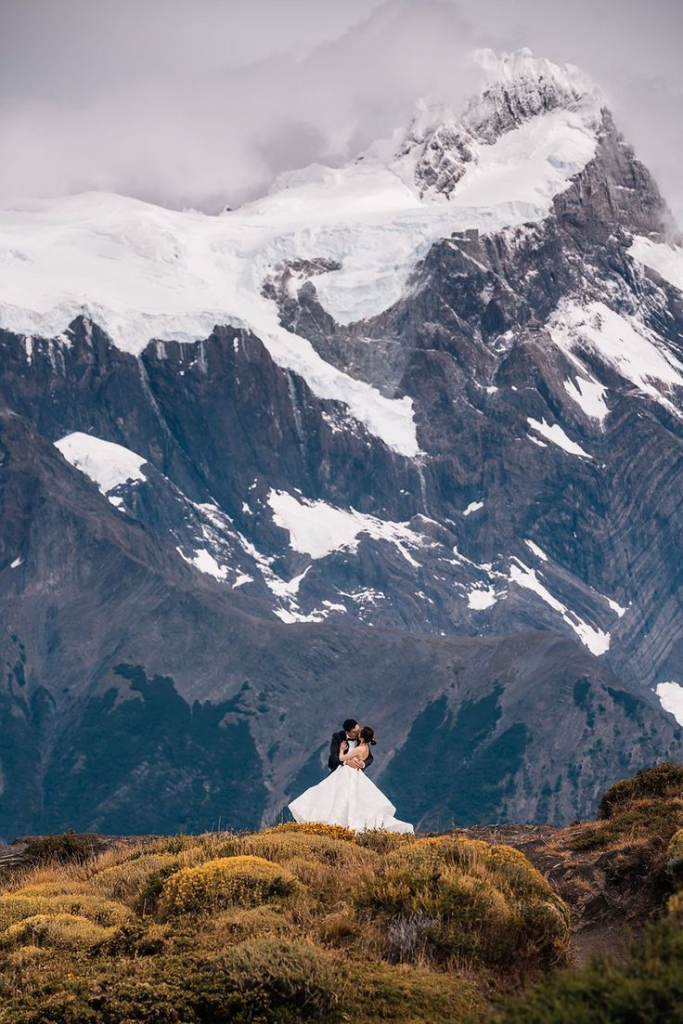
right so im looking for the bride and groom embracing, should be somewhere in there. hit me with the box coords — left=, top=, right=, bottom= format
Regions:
left=288, top=718, right=414, bottom=834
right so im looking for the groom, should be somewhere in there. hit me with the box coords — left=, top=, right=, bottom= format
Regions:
left=328, top=718, right=373, bottom=772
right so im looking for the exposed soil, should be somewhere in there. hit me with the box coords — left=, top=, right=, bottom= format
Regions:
left=457, top=824, right=660, bottom=965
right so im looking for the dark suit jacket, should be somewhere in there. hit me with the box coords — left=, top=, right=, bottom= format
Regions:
left=328, top=730, right=373, bottom=772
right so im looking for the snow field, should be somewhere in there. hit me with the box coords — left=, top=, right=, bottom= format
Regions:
left=0, top=55, right=603, bottom=459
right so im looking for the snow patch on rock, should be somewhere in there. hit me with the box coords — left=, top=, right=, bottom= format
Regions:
left=509, top=557, right=610, bottom=655
left=550, top=301, right=683, bottom=412
left=232, top=573, right=254, bottom=589
left=606, top=597, right=627, bottom=617
left=630, top=237, right=683, bottom=295
left=525, top=540, right=548, bottom=561
left=564, top=375, right=609, bottom=423
left=527, top=417, right=592, bottom=458
left=176, top=547, right=229, bottom=581
left=467, top=585, right=499, bottom=609
left=268, top=489, right=425, bottom=567
left=55, top=432, right=147, bottom=495
left=655, top=681, right=683, bottom=726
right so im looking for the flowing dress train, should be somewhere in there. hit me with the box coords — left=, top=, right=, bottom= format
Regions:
left=288, top=764, right=414, bottom=833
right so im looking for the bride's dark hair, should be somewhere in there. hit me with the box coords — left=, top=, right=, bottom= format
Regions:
left=360, top=726, right=376, bottom=746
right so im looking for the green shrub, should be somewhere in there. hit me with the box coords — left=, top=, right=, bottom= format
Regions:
left=6, top=943, right=51, bottom=967
left=263, top=822, right=356, bottom=842
left=0, top=892, right=129, bottom=930
left=349, top=959, right=486, bottom=1024
left=355, top=835, right=569, bottom=971
left=4, top=976, right=191, bottom=1024
left=667, top=828, right=683, bottom=879
left=316, top=911, right=357, bottom=947
left=85, top=845, right=206, bottom=916
left=21, top=831, right=103, bottom=865
left=599, top=763, right=683, bottom=818
left=2, top=913, right=114, bottom=949
left=14, top=882, right=92, bottom=898
left=207, top=937, right=344, bottom=1022
left=355, top=829, right=417, bottom=855
left=88, top=853, right=187, bottom=904
left=206, top=905, right=290, bottom=943
left=495, top=911, right=683, bottom=1023
left=216, top=831, right=377, bottom=870
left=571, top=799, right=683, bottom=852
left=158, top=856, right=298, bottom=918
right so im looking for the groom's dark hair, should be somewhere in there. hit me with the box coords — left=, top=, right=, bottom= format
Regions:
left=342, top=718, right=358, bottom=732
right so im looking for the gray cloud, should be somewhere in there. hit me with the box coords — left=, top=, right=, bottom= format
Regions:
left=0, top=0, right=681, bottom=221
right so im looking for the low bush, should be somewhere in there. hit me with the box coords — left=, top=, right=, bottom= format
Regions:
left=316, top=910, right=357, bottom=947
left=599, top=763, right=683, bottom=818
left=263, top=822, right=356, bottom=842
left=5, top=944, right=50, bottom=968
left=12, top=881, right=92, bottom=898
left=0, top=892, right=129, bottom=930
left=216, top=830, right=377, bottom=870
left=495, top=906, right=683, bottom=1023
left=2, top=913, right=114, bottom=949
left=283, top=856, right=333, bottom=897
left=4, top=972, right=195, bottom=1024
left=21, top=831, right=103, bottom=865
left=97, top=920, right=169, bottom=958
left=88, top=852, right=188, bottom=904
left=205, top=905, right=290, bottom=944
left=667, top=827, right=683, bottom=876
left=158, top=856, right=298, bottom=918
left=355, top=829, right=417, bottom=855
left=349, top=959, right=486, bottom=1024
left=355, top=835, right=569, bottom=972
left=570, top=798, right=683, bottom=853
left=208, top=937, right=344, bottom=1022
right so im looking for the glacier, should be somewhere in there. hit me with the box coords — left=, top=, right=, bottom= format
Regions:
left=0, top=51, right=607, bottom=460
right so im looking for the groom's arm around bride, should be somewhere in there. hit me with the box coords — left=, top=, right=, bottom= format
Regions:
left=327, top=721, right=373, bottom=772
left=328, top=730, right=347, bottom=772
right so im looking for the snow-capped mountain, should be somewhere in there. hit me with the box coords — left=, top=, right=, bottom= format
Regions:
left=1, top=50, right=683, bottom=836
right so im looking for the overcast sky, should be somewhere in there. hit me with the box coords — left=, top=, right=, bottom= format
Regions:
left=1, top=0, right=681, bottom=220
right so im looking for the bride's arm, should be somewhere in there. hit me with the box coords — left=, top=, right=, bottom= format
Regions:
left=340, top=742, right=367, bottom=765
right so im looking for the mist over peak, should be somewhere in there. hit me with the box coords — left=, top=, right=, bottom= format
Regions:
left=0, top=0, right=680, bottom=222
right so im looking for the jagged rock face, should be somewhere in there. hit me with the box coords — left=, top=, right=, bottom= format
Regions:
left=1, top=50, right=683, bottom=836
left=403, top=50, right=598, bottom=200
left=279, top=108, right=683, bottom=696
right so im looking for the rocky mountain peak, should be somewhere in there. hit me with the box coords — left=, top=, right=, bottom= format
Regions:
left=390, top=49, right=603, bottom=200
left=470, top=47, right=602, bottom=130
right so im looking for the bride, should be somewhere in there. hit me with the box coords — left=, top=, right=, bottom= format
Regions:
left=288, top=726, right=414, bottom=834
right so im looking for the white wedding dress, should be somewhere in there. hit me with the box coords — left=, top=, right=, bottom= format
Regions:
left=288, top=764, right=414, bottom=834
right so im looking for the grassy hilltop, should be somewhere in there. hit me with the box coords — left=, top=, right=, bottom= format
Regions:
left=1, top=765, right=683, bottom=1023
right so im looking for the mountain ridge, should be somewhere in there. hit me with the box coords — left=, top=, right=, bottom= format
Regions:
left=1, top=49, right=683, bottom=834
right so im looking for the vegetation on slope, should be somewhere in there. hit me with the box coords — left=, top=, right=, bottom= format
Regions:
left=1, top=764, right=682, bottom=1023
left=0, top=823, right=566, bottom=1023
left=497, top=762, right=683, bottom=1022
